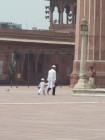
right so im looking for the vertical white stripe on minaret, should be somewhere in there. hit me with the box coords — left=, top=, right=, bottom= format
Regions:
left=87, top=0, right=91, bottom=60
left=99, top=0, right=102, bottom=60
left=93, top=0, right=96, bottom=60
left=84, top=0, right=86, bottom=17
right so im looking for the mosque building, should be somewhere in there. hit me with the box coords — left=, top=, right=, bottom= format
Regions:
left=0, top=0, right=76, bottom=85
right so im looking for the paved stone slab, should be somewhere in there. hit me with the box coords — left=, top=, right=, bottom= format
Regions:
left=0, top=86, right=105, bottom=140
left=72, top=88, right=105, bottom=96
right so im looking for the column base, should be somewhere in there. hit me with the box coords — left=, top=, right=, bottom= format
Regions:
left=73, top=78, right=91, bottom=89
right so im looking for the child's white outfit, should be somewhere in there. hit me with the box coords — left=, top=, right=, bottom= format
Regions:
left=38, top=79, right=46, bottom=95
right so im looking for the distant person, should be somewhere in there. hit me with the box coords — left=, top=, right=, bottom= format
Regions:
left=88, top=66, right=96, bottom=88
left=47, top=65, right=57, bottom=95
left=38, top=78, right=46, bottom=95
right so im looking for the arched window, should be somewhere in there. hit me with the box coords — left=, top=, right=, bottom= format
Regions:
left=53, top=6, right=59, bottom=24
left=63, top=5, right=70, bottom=24
left=68, top=10, right=72, bottom=24
left=63, top=8, right=67, bottom=24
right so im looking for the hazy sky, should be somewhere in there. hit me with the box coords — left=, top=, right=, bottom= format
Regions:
left=0, top=0, right=50, bottom=30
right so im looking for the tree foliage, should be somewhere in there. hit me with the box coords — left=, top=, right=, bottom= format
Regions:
left=8, top=52, right=16, bottom=78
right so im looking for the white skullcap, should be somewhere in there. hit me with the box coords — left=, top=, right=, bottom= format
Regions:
left=52, top=65, right=56, bottom=68
left=41, top=78, right=45, bottom=81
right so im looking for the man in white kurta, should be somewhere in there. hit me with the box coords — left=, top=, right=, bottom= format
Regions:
left=47, top=65, right=56, bottom=95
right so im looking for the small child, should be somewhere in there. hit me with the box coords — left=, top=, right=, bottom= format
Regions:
left=38, top=78, right=46, bottom=95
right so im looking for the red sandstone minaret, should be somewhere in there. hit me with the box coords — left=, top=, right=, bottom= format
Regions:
left=71, top=0, right=105, bottom=87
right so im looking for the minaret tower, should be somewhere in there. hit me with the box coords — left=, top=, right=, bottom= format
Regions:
left=71, top=0, right=105, bottom=87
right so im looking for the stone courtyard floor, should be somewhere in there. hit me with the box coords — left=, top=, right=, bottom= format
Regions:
left=0, top=86, right=105, bottom=140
